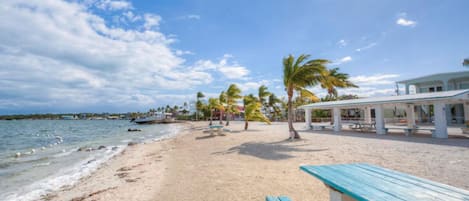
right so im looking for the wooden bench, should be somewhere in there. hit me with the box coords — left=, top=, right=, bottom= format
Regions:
left=300, top=163, right=469, bottom=201
left=265, top=196, right=292, bottom=201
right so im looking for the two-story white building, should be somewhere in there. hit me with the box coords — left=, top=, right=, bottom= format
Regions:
left=397, top=71, right=469, bottom=125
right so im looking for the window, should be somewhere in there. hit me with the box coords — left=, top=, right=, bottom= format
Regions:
left=436, top=86, right=443, bottom=91
left=429, top=87, right=435, bottom=92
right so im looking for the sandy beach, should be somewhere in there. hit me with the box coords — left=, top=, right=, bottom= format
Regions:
left=44, top=121, right=469, bottom=201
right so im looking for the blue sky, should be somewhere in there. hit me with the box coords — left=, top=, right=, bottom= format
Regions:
left=0, top=0, right=468, bottom=114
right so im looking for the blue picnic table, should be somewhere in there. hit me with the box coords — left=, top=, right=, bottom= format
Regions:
left=208, top=125, right=224, bottom=135
left=300, top=163, right=469, bottom=201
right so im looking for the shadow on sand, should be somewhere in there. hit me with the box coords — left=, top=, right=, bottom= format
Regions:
left=195, top=135, right=217, bottom=140
left=302, top=129, right=469, bottom=148
left=213, top=140, right=328, bottom=160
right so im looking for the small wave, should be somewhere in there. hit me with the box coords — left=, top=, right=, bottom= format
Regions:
left=2, top=145, right=125, bottom=201
left=52, top=149, right=74, bottom=158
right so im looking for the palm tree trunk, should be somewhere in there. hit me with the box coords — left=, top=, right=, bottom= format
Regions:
left=244, top=120, right=248, bottom=130
left=287, top=94, right=300, bottom=139
left=226, top=112, right=230, bottom=126
left=219, top=110, right=223, bottom=124
left=209, top=110, right=213, bottom=125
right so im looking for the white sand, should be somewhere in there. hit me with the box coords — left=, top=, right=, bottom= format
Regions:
left=45, top=121, right=469, bottom=201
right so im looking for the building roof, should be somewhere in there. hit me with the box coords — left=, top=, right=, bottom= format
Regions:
left=397, top=71, right=469, bottom=84
left=300, top=89, right=469, bottom=109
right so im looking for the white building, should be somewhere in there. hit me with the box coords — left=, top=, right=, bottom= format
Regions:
left=397, top=71, right=469, bottom=125
left=300, top=71, right=469, bottom=138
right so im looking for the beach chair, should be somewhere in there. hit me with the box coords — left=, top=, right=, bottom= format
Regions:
left=265, top=196, right=292, bottom=201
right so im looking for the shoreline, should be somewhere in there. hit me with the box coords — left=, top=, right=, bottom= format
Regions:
left=38, top=122, right=193, bottom=201
left=43, top=121, right=469, bottom=201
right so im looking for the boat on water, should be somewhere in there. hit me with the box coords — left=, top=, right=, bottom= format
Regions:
left=133, top=113, right=175, bottom=124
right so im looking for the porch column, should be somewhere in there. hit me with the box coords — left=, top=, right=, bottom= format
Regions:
left=455, top=104, right=464, bottom=124
left=464, top=103, right=469, bottom=124
left=405, top=104, right=416, bottom=128
left=433, top=102, right=448, bottom=138
left=446, top=104, right=452, bottom=124
left=333, top=107, right=342, bottom=132
left=364, top=106, right=371, bottom=123
left=305, top=108, right=312, bottom=129
left=374, top=105, right=386, bottom=135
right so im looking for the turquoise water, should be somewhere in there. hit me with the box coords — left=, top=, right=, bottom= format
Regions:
left=0, top=120, right=180, bottom=201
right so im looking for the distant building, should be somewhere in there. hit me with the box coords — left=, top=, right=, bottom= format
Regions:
left=397, top=71, right=469, bottom=124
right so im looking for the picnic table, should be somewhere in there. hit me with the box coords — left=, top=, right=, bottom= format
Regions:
left=300, top=163, right=469, bottom=201
left=208, top=125, right=224, bottom=135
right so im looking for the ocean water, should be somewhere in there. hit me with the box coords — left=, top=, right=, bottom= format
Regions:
left=0, top=120, right=181, bottom=201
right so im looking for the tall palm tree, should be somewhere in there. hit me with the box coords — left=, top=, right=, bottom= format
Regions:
left=218, top=91, right=227, bottom=124
left=283, top=54, right=328, bottom=139
left=225, top=84, right=242, bottom=126
left=243, top=94, right=271, bottom=130
left=320, top=67, right=358, bottom=99
left=196, top=92, right=205, bottom=121
left=208, top=98, right=219, bottom=125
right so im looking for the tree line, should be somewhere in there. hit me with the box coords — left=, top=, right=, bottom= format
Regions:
left=196, top=54, right=358, bottom=139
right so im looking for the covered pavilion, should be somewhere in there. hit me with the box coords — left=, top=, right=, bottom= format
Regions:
left=299, top=89, right=469, bottom=138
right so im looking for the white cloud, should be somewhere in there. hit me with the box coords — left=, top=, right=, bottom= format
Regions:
left=340, top=56, right=352, bottom=63
left=396, top=18, right=417, bottom=27
left=355, top=42, right=377, bottom=52
left=334, top=56, right=352, bottom=65
left=219, top=67, right=249, bottom=79
left=337, top=39, right=347, bottom=47
left=96, top=0, right=133, bottom=11
left=143, top=14, right=162, bottom=30
left=349, top=74, right=400, bottom=86
left=0, top=0, right=215, bottom=112
left=396, top=12, right=416, bottom=27
left=123, top=11, right=141, bottom=22
left=191, top=54, right=250, bottom=80
left=236, top=80, right=270, bottom=92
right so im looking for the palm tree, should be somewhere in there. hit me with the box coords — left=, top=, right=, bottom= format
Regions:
left=225, top=84, right=242, bottom=126
left=283, top=54, right=328, bottom=139
left=258, top=85, right=271, bottom=116
left=267, top=94, right=282, bottom=121
left=320, top=67, right=358, bottom=99
left=258, top=85, right=271, bottom=106
left=196, top=92, right=205, bottom=121
left=464, top=58, right=469, bottom=66
left=218, top=91, right=227, bottom=124
left=243, top=94, right=271, bottom=130
left=208, top=98, right=219, bottom=125
left=165, top=105, right=171, bottom=113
